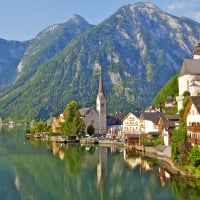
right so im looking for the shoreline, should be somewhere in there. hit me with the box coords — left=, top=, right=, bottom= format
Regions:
left=96, top=140, right=200, bottom=179
left=26, top=133, right=200, bottom=179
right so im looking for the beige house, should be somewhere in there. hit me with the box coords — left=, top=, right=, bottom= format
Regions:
left=122, top=112, right=164, bottom=135
left=122, top=112, right=141, bottom=136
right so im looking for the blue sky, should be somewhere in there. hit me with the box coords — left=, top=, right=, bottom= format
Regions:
left=0, top=0, right=200, bottom=41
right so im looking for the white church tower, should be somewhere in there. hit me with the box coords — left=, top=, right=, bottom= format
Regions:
left=96, top=71, right=107, bottom=134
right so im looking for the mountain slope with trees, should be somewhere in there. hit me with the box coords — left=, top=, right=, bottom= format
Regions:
left=0, top=2, right=200, bottom=121
left=152, top=74, right=179, bottom=106
left=0, top=39, right=29, bottom=86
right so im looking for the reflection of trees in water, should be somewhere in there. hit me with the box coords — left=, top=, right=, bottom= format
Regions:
left=62, top=144, right=85, bottom=176
left=2, top=127, right=200, bottom=200
left=172, top=176, right=200, bottom=200
left=0, top=165, right=21, bottom=200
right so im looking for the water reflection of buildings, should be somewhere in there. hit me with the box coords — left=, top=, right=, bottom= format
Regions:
left=52, top=142, right=65, bottom=160
left=123, top=150, right=153, bottom=171
left=158, top=167, right=171, bottom=187
left=97, top=147, right=107, bottom=200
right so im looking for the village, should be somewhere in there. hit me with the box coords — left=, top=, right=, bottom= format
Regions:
left=26, top=43, right=200, bottom=177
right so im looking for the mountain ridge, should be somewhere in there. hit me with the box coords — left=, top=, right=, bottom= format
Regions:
left=0, top=2, right=200, bottom=121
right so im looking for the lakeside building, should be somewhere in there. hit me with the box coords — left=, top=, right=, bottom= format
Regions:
left=121, top=111, right=180, bottom=147
left=182, top=96, right=200, bottom=146
left=175, top=43, right=200, bottom=148
left=176, top=43, right=200, bottom=111
left=157, top=114, right=180, bottom=146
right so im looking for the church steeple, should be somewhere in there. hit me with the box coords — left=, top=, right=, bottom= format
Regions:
left=98, top=71, right=105, bottom=98
left=96, top=70, right=107, bottom=134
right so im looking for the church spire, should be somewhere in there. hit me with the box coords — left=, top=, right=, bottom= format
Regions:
left=98, top=70, right=105, bottom=98
left=96, top=69, right=107, bottom=134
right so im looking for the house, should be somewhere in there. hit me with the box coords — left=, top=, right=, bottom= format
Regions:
left=122, top=111, right=165, bottom=146
left=51, top=112, right=66, bottom=133
left=122, top=112, right=165, bottom=136
left=157, top=114, right=180, bottom=146
left=182, top=96, right=200, bottom=146
left=122, top=112, right=141, bottom=136
left=79, top=107, right=98, bottom=134
left=164, top=96, right=176, bottom=111
left=140, top=112, right=164, bottom=134
left=51, top=117, right=62, bottom=133
left=176, top=43, right=200, bottom=111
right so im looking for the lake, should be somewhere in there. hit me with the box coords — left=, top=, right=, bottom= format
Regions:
left=0, top=126, right=200, bottom=200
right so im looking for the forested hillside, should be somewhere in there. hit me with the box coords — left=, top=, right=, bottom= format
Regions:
left=0, top=2, right=200, bottom=121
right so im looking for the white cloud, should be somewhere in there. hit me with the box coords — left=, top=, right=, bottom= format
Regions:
left=167, top=2, right=186, bottom=11
left=166, top=0, right=200, bottom=23
left=193, top=11, right=200, bottom=22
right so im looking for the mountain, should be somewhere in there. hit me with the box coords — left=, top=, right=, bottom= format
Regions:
left=0, top=39, right=29, bottom=86
left=0, top=2, right=200, bottom=121
left=0, top=15, right=93, bottom=94
left=16, top=15, right=93, bottom=87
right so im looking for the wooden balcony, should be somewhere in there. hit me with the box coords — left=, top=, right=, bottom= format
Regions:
left=187, top=137, right=200, bottom=145
left=187, top=126, right=200, bottom=132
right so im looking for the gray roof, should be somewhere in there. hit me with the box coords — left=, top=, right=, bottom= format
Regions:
left=179, top=59, right=200, bottom=76
left=79, top=107, right=95, bottom=116
left=190, top=96, right=200, bottom=113
left=141, top=112, right=164, bottom=123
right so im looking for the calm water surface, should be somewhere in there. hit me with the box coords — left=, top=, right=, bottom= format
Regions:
left=0, top=126, right=200, bottom=200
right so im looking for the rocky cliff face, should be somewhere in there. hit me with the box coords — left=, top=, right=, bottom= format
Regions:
left=0, top=39, right=29, bottom=86
left=0, top=2, right=200, bottom=120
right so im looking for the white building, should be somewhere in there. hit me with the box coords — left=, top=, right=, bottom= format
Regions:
left=122, top=112, right=141, bottom=135
left=122, top=112, right=163, bottom=135
left=176, top=43, right=200, bottom=111
left=96, top=72, right=107, bottom=134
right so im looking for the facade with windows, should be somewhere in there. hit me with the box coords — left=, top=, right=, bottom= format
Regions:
left=183, top=96, right=200, bottom=146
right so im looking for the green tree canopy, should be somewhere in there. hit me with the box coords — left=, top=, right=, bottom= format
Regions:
left=61, top=101, right=85, bottom=136
left=87, top=124, right=95, bottom=136
left=171, top=120, right=188, bottom=165
left=29, top=121, right=50, bottom=134
left=188, top=145, right=200, bottom=167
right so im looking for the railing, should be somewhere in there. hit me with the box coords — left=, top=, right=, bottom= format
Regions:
left=187, top=137, right=200, bottom=145
left=187, top=126, right=200, bottom=132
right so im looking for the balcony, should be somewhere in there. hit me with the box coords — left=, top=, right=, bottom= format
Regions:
left=187, top=137, right=200, bottom=145
left=187, top=125, right=200, bottom=132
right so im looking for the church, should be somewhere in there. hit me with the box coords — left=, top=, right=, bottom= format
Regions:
left=176, top=43, right=200, bottom=111
left=51, top=72, right=107, bottom=134
left=79, top=72, right=107, bottom=134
